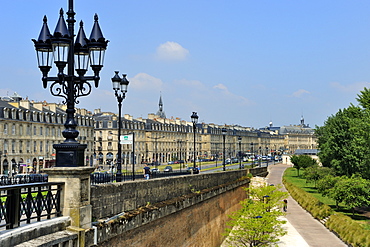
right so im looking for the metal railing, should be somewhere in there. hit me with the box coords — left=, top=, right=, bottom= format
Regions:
left=91, top=170, right=192, bottom=185
left=0, top=182, right=63, bottom=230
left=0, top=174, right=48, bottom=186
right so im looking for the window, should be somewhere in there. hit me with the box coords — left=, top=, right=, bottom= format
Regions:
left=34, top=126, right=37, bottom=135
left=27, top=125, right=31, bottom=135
left=40, top=127, right=43, bottom=135
left=4, top=123, right=7, bottom=134
left=12, top=141, right=15, bottom=153
left=34, top=141, right=37, bottom=152
left=40, top=141, right=43, bottom=152
left=4, top=140, right=8, bottom=153
left=108, top=121, right=112, bottom=128
left=19, top=125, right=23, bottom=136
left=46, top=141, right=49, bottom=153
left=12, top=124, right=16, bottom=135
left=46, top=127, right=49, bottom=136
left=27, top=141, right=30, bottom=153
left=19, top=141, right=23, bottom=153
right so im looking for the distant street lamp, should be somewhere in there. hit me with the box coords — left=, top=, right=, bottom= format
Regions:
left=32, top=0, right=108, bottom=167
left=112, top=71, right=129, bottom=182
left=191, top=112, right=199, bottom=170
left=238, top=136, right=242, bottom=169
left=222, top=128, right=227, bottom=171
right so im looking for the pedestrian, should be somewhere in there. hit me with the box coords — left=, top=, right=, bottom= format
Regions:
left=283, top=199, right=288, bottom=212
left=143, top=164, right=151, bottom=180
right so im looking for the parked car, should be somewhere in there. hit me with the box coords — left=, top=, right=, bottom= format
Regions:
left=163, top=166, right=173, bottom=172
left=91, top=172, right=113, bottom=183
left=151, top=168, right=159, bottom=174
left=168, top=161, right=175, bottom=165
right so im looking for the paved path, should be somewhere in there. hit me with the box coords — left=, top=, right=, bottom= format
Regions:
left=267, top=163, right=347, bottom=247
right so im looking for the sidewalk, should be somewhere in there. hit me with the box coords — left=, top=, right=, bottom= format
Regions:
left=267, top=164, right=347, bottom=247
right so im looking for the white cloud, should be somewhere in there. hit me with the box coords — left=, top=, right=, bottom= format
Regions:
left=330, top=81, right=370, bottom=93
left=156, top=41, right=189, bottom=61
left=129, top=73, right=164, bottom=91
left=213, top=83, right=227, bottom=91
left=292, top=89, right=310, bottom=98
left=213, top=83, right=252, bottom=106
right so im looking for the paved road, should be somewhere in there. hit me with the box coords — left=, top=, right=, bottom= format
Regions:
left=267, top=163, right=347, bottom=247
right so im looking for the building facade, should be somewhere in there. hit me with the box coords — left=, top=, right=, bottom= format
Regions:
left=0, top=94, right=94, bottom=175
left=0, top=94, right=317, bottom=175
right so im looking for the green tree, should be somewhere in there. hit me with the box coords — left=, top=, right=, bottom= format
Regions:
left=304, top=165, right=334, bottom=187
left=225, top=184, right=288, bottom=247
left=316, top=88, right=370, bottom=179
left=290, top=155, right=316, bottom=176
left=317, top=175, right=340, bottom=198
left=332, top=175, right=370, bottom=215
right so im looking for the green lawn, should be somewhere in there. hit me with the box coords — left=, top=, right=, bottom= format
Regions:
left=284, top=167, right=370, bottom=224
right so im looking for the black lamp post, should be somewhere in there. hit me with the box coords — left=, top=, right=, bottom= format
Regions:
left=222, top=128, right=227, bottom=171
left=191, top=112, right=198, bottom=170
left=112, top=71, right=129, bottom=182
left=250, top=142, right=254, bottom=168
left=238, top=136, right=242, bottom=169
left=32, top=0, right=108, bottom=167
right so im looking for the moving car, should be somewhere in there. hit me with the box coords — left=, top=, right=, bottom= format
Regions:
left=163, top=166, right=173, bottom=172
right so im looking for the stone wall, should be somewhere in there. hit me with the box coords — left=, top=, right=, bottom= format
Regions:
left=91, top=169, right=250, bottom=220
left=86, top=176, right=249, bottom=247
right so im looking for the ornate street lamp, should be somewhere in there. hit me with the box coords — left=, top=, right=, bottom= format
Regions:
left=238, top=136, right=242, bottom=169
left=112, top=71, right=129, bottom=182
left=32, top=0, right=108, bottom=167
left=222, top=128, right=227, bottom=171
left=191, top=112, right=198, bottom=170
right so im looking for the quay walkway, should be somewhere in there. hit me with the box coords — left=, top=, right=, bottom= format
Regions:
left=268, top=163, right=347, bottom=247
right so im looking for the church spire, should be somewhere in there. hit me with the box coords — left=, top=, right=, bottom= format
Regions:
left=156, top=93, right=166, bottom=118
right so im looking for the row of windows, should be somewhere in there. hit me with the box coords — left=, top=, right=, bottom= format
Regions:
left=2, top=123, right=94, bottom=138
left=3, top=107, right=93, bottom=126
left=97, top=120, right=190, bottom=133
left=3, top=123, right=62, bottom=136
left=2, top=140, right=94, bottom=154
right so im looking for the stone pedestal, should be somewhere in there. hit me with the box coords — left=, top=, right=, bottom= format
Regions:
left=43, top=167, right=95, bottom=229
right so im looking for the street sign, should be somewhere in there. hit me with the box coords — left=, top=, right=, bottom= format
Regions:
left=121, top=134, right=133, bottom=144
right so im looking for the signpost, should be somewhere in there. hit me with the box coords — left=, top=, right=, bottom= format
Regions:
left=121, top=134, right=133, bottom=144
left=120, top=133, right=135, bottom=180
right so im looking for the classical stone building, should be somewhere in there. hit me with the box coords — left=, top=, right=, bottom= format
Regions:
left=0, top=93, right=317, bottom=175
left=0, top=93, right=94, bottom=174
left=92, top=109, right=292, bottom=171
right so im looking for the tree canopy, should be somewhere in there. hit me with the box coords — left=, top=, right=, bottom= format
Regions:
left=290, top=155, right=317, bottom=176
left=316, top=88, right=370, bottom=179
left=225, top=184, right=288, bottom=247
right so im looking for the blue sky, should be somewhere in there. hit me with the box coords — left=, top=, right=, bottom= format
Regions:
left=1, top=0, right=370, bottom=128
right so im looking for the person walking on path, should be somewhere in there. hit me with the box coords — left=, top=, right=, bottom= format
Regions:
left=267, top=163, right=346, bottom=247
left=283, top=199, right=288, bottom=212
left=143, top=164, right=151, bottom=180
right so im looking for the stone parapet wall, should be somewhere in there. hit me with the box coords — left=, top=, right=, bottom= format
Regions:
left=86, top=176, right=249, bottom=247
left=91, top=169, right=251, bottom=220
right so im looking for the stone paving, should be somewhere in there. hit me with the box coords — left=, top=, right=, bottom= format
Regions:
left=267, top=163, right=347, bottom=247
